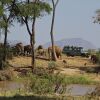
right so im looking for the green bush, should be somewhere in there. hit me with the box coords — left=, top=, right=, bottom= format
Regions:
left=0, top=47, right=13, bottom=69
left=96, top=50, right=100, bottom=64
left=22, top=67, right=96, bottom=95
left=48, top=61, right=58, bottom=73
left=31, top=78, right=54, bottom=94
left=26, top=71, right=67, bottom=94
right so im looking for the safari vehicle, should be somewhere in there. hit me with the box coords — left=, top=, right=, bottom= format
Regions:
left=62, top=46, right=89, bottom=57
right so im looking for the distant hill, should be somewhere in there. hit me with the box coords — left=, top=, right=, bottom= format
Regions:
left=43, top=38, right=96, bottom=50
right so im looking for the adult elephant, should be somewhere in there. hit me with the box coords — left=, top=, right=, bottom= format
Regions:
left=48, top=46, right=62, bottom=60
left=24, top=45, right=32, bottom=56
left=91, top=55, right=98, bottom=64
left=12, top=42, right=24, bottom=56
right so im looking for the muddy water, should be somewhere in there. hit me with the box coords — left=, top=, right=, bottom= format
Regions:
left=0, top=81, right=96, bottom=96
left=0, top=81, right=24, bottom=92
left=66, top=84, right=96, bottom=96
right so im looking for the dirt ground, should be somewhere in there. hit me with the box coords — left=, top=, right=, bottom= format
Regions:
left=8, top=55, right=96, bottom=67
left=8, top=55, right=100, bottom=82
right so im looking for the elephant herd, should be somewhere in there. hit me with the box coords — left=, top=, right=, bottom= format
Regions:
left=0, top=42, right=99, bottom=63
left=11, top=43, right=34, bottom=56
left=10, top=43, right=62, bottom=60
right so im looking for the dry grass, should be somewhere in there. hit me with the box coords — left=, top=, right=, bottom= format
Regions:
left=8, top=56, right=49, bottom=68
left=62, top=55, right=97, bottom=67
left=8, top=55, right=100, bottom=82
left=8, top=55, right=96, bottom=68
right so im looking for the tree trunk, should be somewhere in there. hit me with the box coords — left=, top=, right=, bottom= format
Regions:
left=25, top=16, right=36, bottom=72
left=50, top=7, right=57, bottom=61
left=30, top=16, right=36, bottom=72
left=3, top=27, right=8, bottom=58
left=1, top=27, right=8, bottom=69
left=30, top=34, right=35, bottom=72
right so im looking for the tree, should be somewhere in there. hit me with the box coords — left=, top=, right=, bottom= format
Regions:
left=50, top=0, right=59, bottom=61
left=13, top=0, right=51, bottom=72
left=93, top=9, right=100, bottom=24
left=0, top=0, right=16, bottom=69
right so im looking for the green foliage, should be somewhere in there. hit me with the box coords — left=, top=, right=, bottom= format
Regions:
left=0, top=0, right=17, bottom=69
left=48, top=61, right=56, bottom=70
left=24, top=68, right=95, bottom=95
left=94, top=9, right=100, bottom=23
left=65, top=75, right=93, bottom=85
left=0, top=46, right=13, bottom=69
left=0, top=47, right=13, bottom=59
left=13, top=1, right=52, bottom=25
left=0, top=5, right=3, bottom=16
left=96, top=50, right=100, bottom=64
left=0, top=0, right=16, bottom=28
left=26, top=70, right=66, bottom=94
left=31, top=77, right=54, bottom=94
left=0, top=0, right=12, bottom=4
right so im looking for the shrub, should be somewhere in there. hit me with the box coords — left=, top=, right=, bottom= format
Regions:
left=31, top=78, right=54, bottom=94
left=0, top=47, right=13, bottom=69
left=48, top=61, right=56, bottom=70
left=25, top=69, right=95, bottom=95
left=0, top=69, right=16, bottom=81
left=27, top=71, right=67, bottom=94
left=96, top=51, right=100, bottom=64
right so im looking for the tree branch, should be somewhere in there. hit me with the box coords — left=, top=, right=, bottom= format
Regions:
left=7, top=0, right=16, bottom=22
left=25, top=17, right=32, bottom=36
left=55, top=0, right=59, bottom=8
left=52, top=0, right=55, bottom=8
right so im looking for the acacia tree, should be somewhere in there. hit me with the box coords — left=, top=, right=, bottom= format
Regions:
left=0, top=0, right=16, bottom=69
left=93, top=9, right=100, bottom=24
left=50, top=0, right=59, bottom=61
left=13, top=0, right=51, bottom=71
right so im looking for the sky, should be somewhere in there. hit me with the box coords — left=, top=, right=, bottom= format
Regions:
left=3, top=0, right=100, bottom=48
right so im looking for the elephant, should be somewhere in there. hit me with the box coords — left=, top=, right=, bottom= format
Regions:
left=36, top=45, right=46, bottom=56
left=12, top=42, right=24, bottom=56
left=91, top=55, right=98, bottom=64
left=24, top=45, right=32, bottom=56
left=37, top=49, right=47, bottom=56
left=37, top=45, right=43, bottom=50
left=48, top=46, right=62, bottom=60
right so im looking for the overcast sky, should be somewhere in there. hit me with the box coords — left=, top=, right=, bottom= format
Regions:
left=4, top=0, right=100, bottom=48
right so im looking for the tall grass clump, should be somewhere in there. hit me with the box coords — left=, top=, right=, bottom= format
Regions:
left=65, top=75, right=93, bottom=85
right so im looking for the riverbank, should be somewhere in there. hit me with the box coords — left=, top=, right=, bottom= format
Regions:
left=0, top=68, right=100, bottom=98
